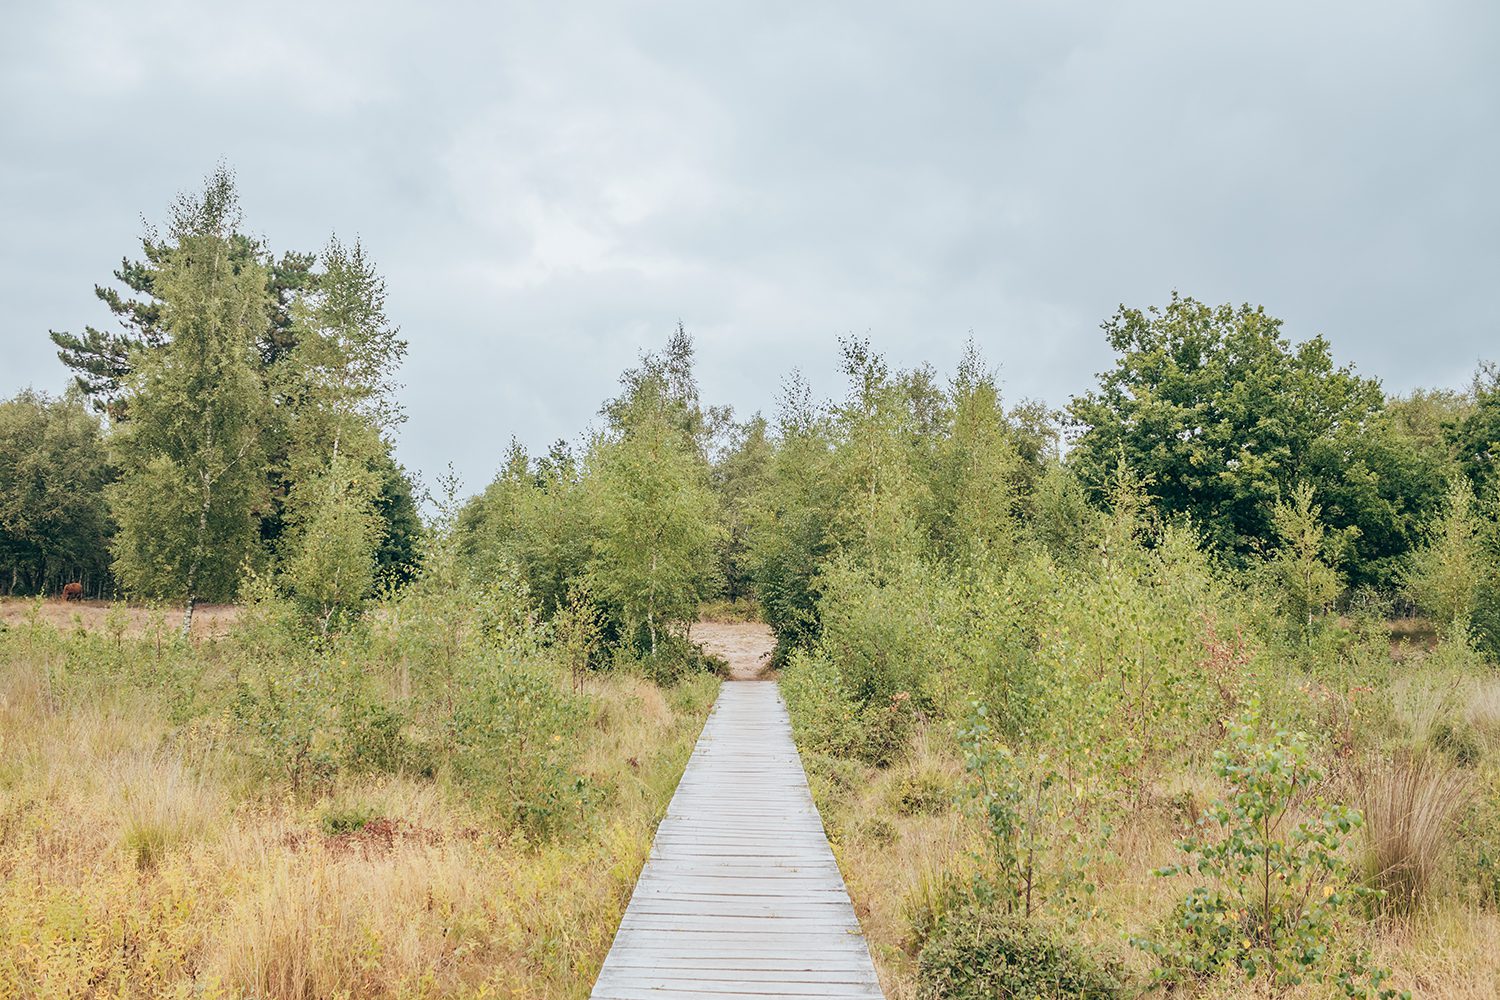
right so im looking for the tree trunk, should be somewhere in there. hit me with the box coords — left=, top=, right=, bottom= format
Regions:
left=180, top=476, right=213, bottom=639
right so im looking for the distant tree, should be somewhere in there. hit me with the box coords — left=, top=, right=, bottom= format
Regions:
left=711, top=415, right=773, bottom=602
left=747, top=372, right=839, bottom=655
left=1263, top=482, right=1345, bottom=633
left=49, top=171, right=314, bottom=417
left=0, top=389, right=115, bottom=595
left=1450, top=362, right=1500, bottom=497
left=1403, top=477, right=1491, bottom=641
left=279, top=237, right=407, bottom=467
left=585, top=412, right=722, bottom=657
left=931, top=342, right=1021, bottom=564
left=283, top=455, right=384, bottom=633
left=457, top=439, right=590, bottom=615
left=107, top=171, right=271, bottom=623
left=602, top=322, right=732, bottom=457
left=371, top=452, right=422, bottom=589
left=274, top=237, right=410, bottom=611
left=828, top=339, right=930, bottom=570
left=1067, top=294, right=1426, bottom=585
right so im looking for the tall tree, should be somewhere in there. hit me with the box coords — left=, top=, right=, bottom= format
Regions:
left=272, top=236, right=412, bottom=608
left=107, top=170, right=271, bottom=622
left=1450, top=362, right=1500, bottom=497
left=0, top=389, right=114, bottom=595
left=712, top=415, right=773, bottom=603
left=50, top=202, right=313, bottom=418
left=585, top=414, right=722, bottom=658
left=1067, top=293, right=1422, bottom=584
left=930, top=342, right=1021, bottom=564
left=747, top=372, right=839, bottom=655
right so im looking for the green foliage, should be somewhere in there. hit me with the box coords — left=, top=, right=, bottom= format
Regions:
left=746, top=373, right=838, bottom=657
left=930, top=342, right=1022, bottom=564
left=48, top=169, right=314, bottom=417
left=107, top=171, right=271, bottom=604
left=282, top=456, right=384, bottom=631
left=0, top=389, right=115, bottom=595
left=1403, top=476, right=1494, bottom=641
left=319, top=805, right=378, bottom=835
left=780, top=647, right=915, bottom=766
left=449, top=662, right=589, bottom=837
left=1261, top=482, right=1345, bottom=636
left=1068, top=293, right=1440, bottom=587
left=1449, top=362, right=1500, bottom=497
left=712, top=414, right=773, bottom=602
left=1136, top=705, right=1403, bottom=998
left=891, top=770, right=953, bottom=817
left=959, top=705, right=1097, bottom=920
left=916, top=903, right=1124, bottom=1000
left=583, top=412, right=722, bottom=659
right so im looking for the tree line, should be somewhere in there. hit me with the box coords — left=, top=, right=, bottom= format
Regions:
left=0, top=167, right=420, bottom=630
left=4, top=167, right=1499, bottom=660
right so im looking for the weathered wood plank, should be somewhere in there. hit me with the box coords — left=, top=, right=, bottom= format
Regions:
left=590, top=681, right=885, bottom=999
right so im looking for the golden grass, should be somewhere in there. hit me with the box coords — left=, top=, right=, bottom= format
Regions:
left=1357, top=753, right=1475, bottom=917
left=806, top=721, right=1500, bottom=1000
left=0, top=632, right=717, bottom=999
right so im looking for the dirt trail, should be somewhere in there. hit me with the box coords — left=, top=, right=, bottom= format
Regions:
left=691, top=620, right=775, bottom=681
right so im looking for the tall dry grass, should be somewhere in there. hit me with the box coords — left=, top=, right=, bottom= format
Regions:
left=0, top=626, right=717, bottom=999
left=1358, top=752, right=1475, bottom=917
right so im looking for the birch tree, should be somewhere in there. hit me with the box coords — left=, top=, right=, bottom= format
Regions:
left=107, top=169, right=270, bottom=626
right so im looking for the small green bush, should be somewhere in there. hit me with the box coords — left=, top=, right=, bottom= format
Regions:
left=450, top=663, right=590, bottom=837
left=1453, top=786, right=1500, bottom=911
left=1430, top=716, right=1483, bottom=767
left=1135, top=704, right=1405, bottom=999
left=782, top=647, right=916, bottom=766
left=319, top=805, right=378, bottom=835
left=916, top=903, right=1124, bottom=1000
left=892, top=771, right=952, bottom=817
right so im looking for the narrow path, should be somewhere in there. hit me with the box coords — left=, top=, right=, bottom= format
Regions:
left=590, top=629, right=883, bottom=999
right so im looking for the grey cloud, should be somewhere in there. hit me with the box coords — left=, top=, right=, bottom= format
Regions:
left=3, top=1, right=1496, bottom=494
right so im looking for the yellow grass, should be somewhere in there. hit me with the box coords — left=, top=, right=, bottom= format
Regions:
left=808, top=721, right=1500, bottom=999
left=0, top=629, right=717, bottom=999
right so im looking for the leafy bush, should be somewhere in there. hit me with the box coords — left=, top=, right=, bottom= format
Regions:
left=781, top=647, right=915, bottom=766
left=1136, top=705, right=1404, bottom=998
left=450, top=663, right=590, bottom=836
left=319, top=805, right=377, bottom=835
left=891, top=770, right=953, bottom=817
left=917, top=902, right=1124, bottom=1000
left=959, top=704, right=1095, bottom=919
left=1453, top=782, right=1500, bottom=910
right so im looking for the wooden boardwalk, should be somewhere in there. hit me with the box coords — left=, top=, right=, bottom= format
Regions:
left=590, top=681, right=885, bottom=999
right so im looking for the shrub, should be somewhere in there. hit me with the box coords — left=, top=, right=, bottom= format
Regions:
left=450, top=663, right=590, bottom=836
left=958, top=704, right=1095, bottom=919
left=916, top=903, right=1124, bottom=1000
left=1135, top=705, right=1405, bottom=999
left=319, top=805, right=378, bottom=835
left=892, top=770, right=953, bottom=817
left=1453, top=786, right=1500, bottom=910
left=781, top=647, right=915, bottom=766
left=1358, top=753, right=1475, bottom=916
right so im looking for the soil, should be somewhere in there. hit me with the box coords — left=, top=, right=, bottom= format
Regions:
left=0, top=598, right=241, bottom=640
left=691, top=620, right=776, bottom=681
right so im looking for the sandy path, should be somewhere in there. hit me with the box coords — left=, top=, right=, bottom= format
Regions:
left=690, top=620, right=776, bottom=681
left=0, top=598, right=240, bottom=639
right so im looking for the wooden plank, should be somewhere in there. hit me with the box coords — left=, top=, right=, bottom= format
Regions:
left=590, top=681, right=885, bottom=999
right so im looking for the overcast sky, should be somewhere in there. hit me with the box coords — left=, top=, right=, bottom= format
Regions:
left=3, top=1, right=1497, bottom=494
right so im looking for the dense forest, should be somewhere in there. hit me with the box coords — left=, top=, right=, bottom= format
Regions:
left=2, top=171, right=1499, bottom=998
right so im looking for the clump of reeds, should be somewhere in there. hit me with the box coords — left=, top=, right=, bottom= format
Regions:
left=1358, top=751, right=1474, bottom=917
